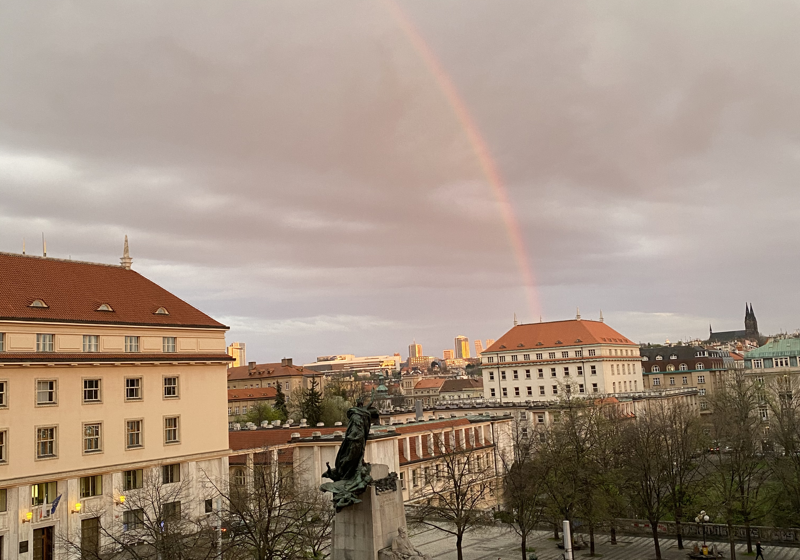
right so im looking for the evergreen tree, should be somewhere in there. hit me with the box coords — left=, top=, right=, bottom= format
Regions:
left=302, top=377, right=323, bottom=426
left=274, top=383, right=288, bottom=419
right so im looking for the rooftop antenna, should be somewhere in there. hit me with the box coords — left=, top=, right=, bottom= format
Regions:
left=539, top=315, right=543, bottom=323
left=513, top=313, right=518, bottom=327
left=22, top=238, right=25, bottom=255
left=576, top=307, right=581, bottom=320
left=120, top=235, right=132, bottom=269
left=599, top=310, right=604, bottom=323
left=42, top=233, right=46, bottom=257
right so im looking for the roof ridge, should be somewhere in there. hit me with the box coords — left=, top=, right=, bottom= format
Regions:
left=0, top=251, right=126, bottom=270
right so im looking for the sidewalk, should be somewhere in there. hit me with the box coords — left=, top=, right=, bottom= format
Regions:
left=410, top=526, right=800, bottom=560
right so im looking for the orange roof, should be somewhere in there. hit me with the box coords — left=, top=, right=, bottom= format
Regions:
left=440, top=378, right=483, bottom=392
left=414, top=378, right=445, bottom=390
left=228, top=388, right=277, bottom=402
left=486, top=319, right=635, bottom=352
left=229, top=426, right=342, bottom=450
left=228, top=362, right=316, bottom=381
left=0, top=252, right=225, bottom=328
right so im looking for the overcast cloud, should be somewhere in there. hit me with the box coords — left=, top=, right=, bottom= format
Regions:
left=2, top=1, right=799, bottom=363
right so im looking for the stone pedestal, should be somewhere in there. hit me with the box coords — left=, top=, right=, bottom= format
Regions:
left=331, top=464, right=406, bottom=560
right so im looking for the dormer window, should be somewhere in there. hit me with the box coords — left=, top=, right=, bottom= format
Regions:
left=642, top=356, right=649, bottom=361
left=155, top=307, right=169, bottom=315
left=96, top=303, right=114, bottom=312
left=655, top=355, right=663, bottom=360
left=29, top=299, right=48, bottom=308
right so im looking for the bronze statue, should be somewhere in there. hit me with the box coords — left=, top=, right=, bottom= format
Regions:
left=320, top=400, right=379, bottom=510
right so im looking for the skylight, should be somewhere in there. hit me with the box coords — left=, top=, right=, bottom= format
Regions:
left=96, top=303, right=114, bottom=312
left=155, top=307, right=169, bottom=315
left=29, top=299, right=48, bottom=308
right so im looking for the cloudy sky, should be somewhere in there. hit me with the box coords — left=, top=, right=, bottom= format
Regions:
left=2, top=1, right=799, bottom=364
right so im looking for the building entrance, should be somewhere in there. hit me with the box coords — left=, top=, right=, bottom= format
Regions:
left=32, top=526, right=54, bottom=560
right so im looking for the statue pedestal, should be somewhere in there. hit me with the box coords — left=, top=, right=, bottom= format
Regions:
left=331, top=464, right=407, bottom=560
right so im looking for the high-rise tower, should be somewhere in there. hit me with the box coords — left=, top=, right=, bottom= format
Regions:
left=408, top=341, right=422, bottom=359
left=454, top=335, right=470, bottom=359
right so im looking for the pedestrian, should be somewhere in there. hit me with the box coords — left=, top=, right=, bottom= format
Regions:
left=756, top=541, right=764, bottom=560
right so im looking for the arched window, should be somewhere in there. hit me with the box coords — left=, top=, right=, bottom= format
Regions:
left=655, top=355, right=663, bottom=360
left=696, top=363, right=705, bottom=370
left=651, top=365, right=660, bottom=373
left=679, top=363, right=688, bottom=371
left=155, top=307, right=170, bottom=315
left=666, top=364, right=675, bottom=372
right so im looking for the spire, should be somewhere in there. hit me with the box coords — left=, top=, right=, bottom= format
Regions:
left=576, top=307, right=581, bottom=320
left=120, top=235, right=133, bottom=270
left=599, top=310, right=604, bottom=323
left=709, top=323, right=713, bottom=336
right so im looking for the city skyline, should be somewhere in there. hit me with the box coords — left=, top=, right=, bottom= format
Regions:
left=2, top=1, right=800, bottom=364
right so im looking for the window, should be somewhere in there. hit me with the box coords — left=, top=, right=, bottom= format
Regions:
left=486, top=357, right=494, bottom=363
left=125, top=336, right=139, bottom=353
left=163, top=463, right=181, bottom=484
left=592, top=383, right=598, bottom=393
left=577, top=366, right=583, bottom=376
left=36, top=427, right=57, bottom=458
left=0, top=430, right=6, bottom=463
left=125, top=378, right=142, bottom=400
left=539, top=386, right=545, bottom=396
left=697, top=375, right=705, bottom=384
left=164, top=377, right=179, bottom=399
left=696, top=363, right=705, bottom=370
left=588, top=349, right=596, bottom=357
left=651, top=366, right=660, bottom=373
left=561, top=351, right=568, bottom=358
left=499, top=356, right=506, bottom=363
left=642, top=356, right=649, bottom=361
left=548, top=352, right=556, bottom=359
left=155, top=306, right=169, bottom=315
left=775, top=357, right=790, bottom=368
left=752, top=359, right=763, bottom=369
left=83, top=335, right=99, bottom=353
left=490, top=388, right=496, bottom=397
left=83, top=379, right=101, bottom=403
left=655, top=355, right=663, bottom=360
left=682, top=376, right=688, bottom=385
left=96, top=303, right=113, bottom=312
left=666, top=364, right=675, bottom=372
left=590, top=365, right=597, bottom=375
left=31, top=481, right=57, bottom=506
left=489, top=372, right=494, bottom=381
left=652, top=378, right=661, bottom=386
left=36, top=380, right=57, bottom=405
left=612, top=382, right=616, bottom=392
left=527, top=386, right=533, bottom=396
left=523, top=354, right=530, bottom=360
left=700, top=401, right=708, bottom=411
left=514, top=387, right=520, bottom=397
left=511, top=355, right=518, bottom=362
left=0, top=332, right=4, bottom=352
left=123, top=509, right=144, bottom=531
left=550, top=368, right=557, bottom=377
left=83, top=423, right=102, bottom=453
left=502, top=388, right=508, bottom=398
left=552, top=385, right=558, bottom=395
left=563, top=367, right=570, bottom=376
left=699, top=389, right=706, bottom=396
left=163, top=337, right=176, bottom=353
left=669, top=377, right=675, bottom=385
left=124, top=469, right=143, bottom=490
left=501, top=371, right=506, bottom=380
left=521, top=427, right=529, bottom=438
left=126, top=420, right=143, bottom=449
left=535, top=353, right=543, bottom=360
left=538, top=368, right=544, bottom=378
left=513, top=370, right=519, bottom=380
left=525, top=369, right=531, bottom=379
left=634, top=380, right=637, bottom=390
left=205, top=499, right=213, bottom=514
left=679, top=363, right=688, bottom=371
left=759, top=407, right=769, bottom=421
left=80, top=475, right=103, bottom=498
left=36, top=334, right=54, bottom=352
left=0, top=489, right=5, bottom=512
left=0, top=381, right=6, bottom=408
left=575, top=350, right=583, bottom=358
left=579, top=384, right=585, bottom=393
left=164, top=416, right=180, bottom=444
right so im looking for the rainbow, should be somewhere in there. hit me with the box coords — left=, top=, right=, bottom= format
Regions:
left=382, top=0, right=540, bottom=319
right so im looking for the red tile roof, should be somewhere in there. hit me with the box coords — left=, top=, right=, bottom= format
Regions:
left=229, top=427, right=342, bottom=450
left=227, top=362, right=317, bottom=381
left=440, top=378, right=483, bottom=392
left=0, top=252, right=226, bottom=328
left=414, top=378, right=445, bottom=390
left=228, top=388, right=277, bottom=402
left=0, top=352, right=232, bottom=363
left=486, top=319, right=635, bottom=352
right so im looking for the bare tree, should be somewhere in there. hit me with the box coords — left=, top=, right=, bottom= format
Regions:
left=495, top=422, right=549, bottom=560
left=60, top=465, right=217, bottom=560
left=766, top=373, right=800, bottom=526
left=408, top=429, right=497, bottom=560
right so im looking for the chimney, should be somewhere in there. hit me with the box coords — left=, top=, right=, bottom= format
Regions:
left=248, top=362, right=256, bottom=371
left=281, top=358, right=293, bottom=367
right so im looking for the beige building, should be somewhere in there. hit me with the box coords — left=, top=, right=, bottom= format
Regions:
left=226, top=342, right=246, bottom=368
left=0, top=247, right=231, bottom=560
left=480, top=318, right=644, bottom=402
left=227, top=359, right=324, bottom=394
left=227, top=388, right=277, bottom=423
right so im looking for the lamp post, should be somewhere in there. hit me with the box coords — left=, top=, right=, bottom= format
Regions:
left=695, top=510, right=710, bottom=555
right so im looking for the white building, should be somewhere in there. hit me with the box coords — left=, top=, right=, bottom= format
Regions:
left=0, top=245, right=231, bottom=560
left=304, top=354, right=401, bottom=375
left=479, top=318, right=643, bottom=402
